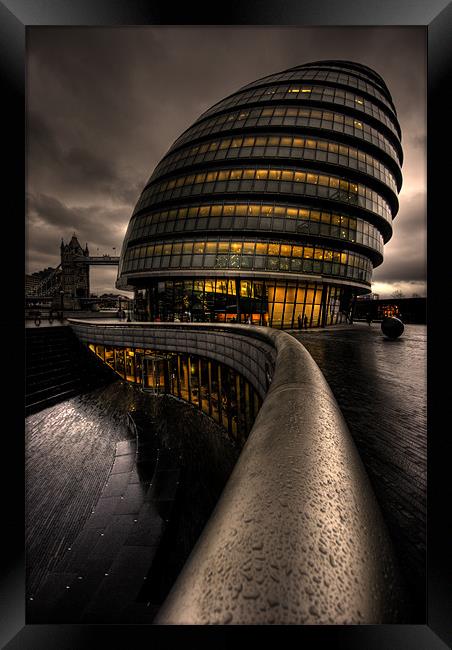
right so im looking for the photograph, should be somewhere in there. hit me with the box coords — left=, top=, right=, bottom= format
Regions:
left=24, top=25, right=427, bottom=626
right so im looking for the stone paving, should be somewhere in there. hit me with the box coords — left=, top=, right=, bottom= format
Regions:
left=290, top=322, right=426, bottom=620
left=25, top=381, right=151, bottom=598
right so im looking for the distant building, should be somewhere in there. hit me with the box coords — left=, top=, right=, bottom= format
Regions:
left=25, top=267, right=58, bottom=296
left=353, top=296, right=426, bottom=324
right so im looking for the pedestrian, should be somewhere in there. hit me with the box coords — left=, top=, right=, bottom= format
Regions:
left=297, top=314, right=302, bottom=330
left=366, top=312, right=372, bottom=326
left=304, top=315, right=308, bottom=329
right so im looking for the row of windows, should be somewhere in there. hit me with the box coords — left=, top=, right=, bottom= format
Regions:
left=88, top=345, right=260, bottom=439
left=198, top=83, right=400, bottom=140
left=144, top=278, right=348, bottom=329
left=151, top=133, right=398, bottom=193
left=299, top=63, right=389, bottom=95
left=238, top=67, right=396, bottom=116
left=136, top=166, right=393, bottom=223
left=122, top=239, right=372, bottom=283
left=123, top=252, right=372, bottom=283
left=127, top=202, right=384, bottom=254
left=170, top=105, right=401, bottom=166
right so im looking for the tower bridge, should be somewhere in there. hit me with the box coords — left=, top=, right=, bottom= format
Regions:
left=26, top=234, right=120, bottom=307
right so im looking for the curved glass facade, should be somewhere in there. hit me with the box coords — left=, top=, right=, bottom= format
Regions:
left=118, top=60, right=403, bottom=328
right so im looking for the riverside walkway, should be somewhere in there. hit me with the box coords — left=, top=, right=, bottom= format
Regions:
left=291, top=323, right=426, bottom=619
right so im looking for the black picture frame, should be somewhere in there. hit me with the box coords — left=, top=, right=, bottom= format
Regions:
left=2, top=1, right=451, bottom=647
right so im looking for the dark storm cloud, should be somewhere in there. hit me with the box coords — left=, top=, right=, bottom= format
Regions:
left=28, top=111, right=143, bottom=205
left=373, top=193, right=426, bottom=283
left=27, top=193, right=128, bottom=250
left=27, top=26, right=426, bottom=296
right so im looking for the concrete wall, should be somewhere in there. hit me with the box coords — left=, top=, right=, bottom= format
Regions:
left=68, top=320, right=405, bottom=624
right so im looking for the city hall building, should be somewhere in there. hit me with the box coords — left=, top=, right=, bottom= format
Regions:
left=117, top=60, right=403, bottom=328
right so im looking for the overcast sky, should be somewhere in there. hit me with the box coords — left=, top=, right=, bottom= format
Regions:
left=26, top=26, right=426, bottom=298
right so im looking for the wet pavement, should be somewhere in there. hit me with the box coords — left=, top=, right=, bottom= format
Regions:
left=291, top=323, right=426, bottom=619
left=25, top=322, right=426, bottom=621
left=25, top=381, right=150, bottom=597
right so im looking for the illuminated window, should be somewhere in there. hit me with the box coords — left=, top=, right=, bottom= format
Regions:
left=280, top=244, right=291, bottom=257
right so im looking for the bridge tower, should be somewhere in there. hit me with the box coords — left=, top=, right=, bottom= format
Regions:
left=60, top=234, right=90, bottom=309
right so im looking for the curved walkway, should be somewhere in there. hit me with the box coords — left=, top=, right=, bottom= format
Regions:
left=69, top=320, right=406, bottom=624
left=291, top=323, right=426, bottom=619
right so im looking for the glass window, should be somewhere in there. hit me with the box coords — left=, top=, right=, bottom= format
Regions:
left=193, top=242, right=205, bottom=253
left=280, top=244, right=291, bottom=257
